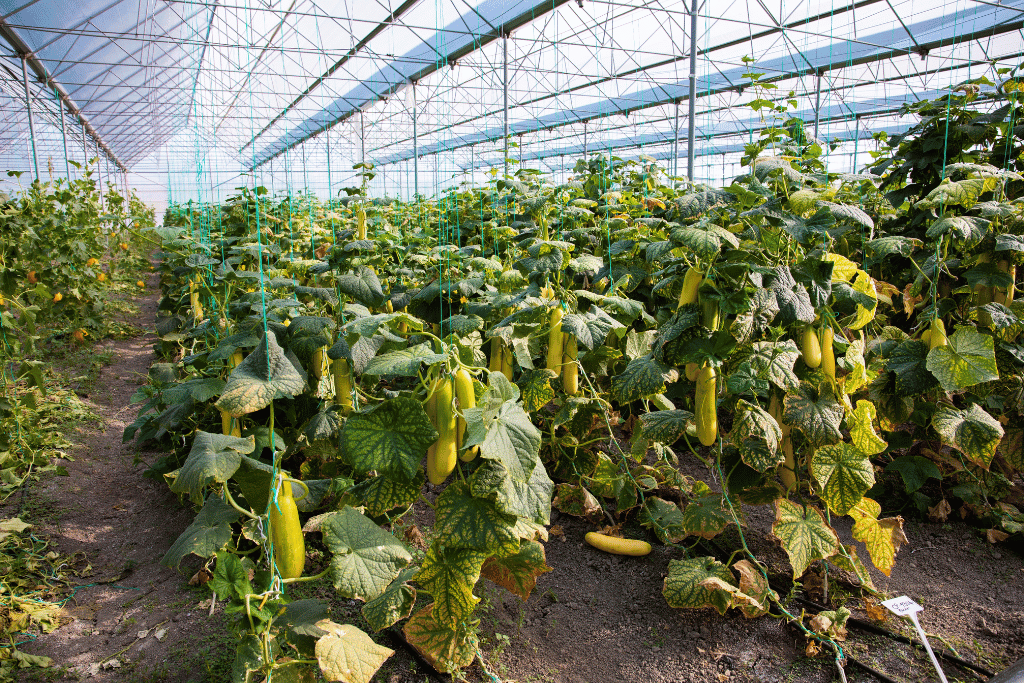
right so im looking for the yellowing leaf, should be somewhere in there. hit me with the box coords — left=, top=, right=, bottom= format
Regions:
left=849, top=270, right=878, bottom=330
left=842, top=339, right=868, bottom=395
left=663, top=556, right=735, bottom=615
left=848, top=400, right=887, bottom=456
left=848, top=497, right=907, bottom=576
left=810, top=443, right=875, bottom=516
left=480, top=540, right=552, bottom=600
left=771, top=499, right=839, bottom=578
left=315, top=619, right=394, bottom=683
left=403, top=604, right=477, bottom=674
left=416, top=545, right=487, bottom=629
left=822, top=253, right=858, bottom=282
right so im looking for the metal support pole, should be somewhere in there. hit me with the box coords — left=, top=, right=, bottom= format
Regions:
left=503, top=32, right=509, bottom=178
left=686, top=0, right=698, bottom=183
left=412, top=82, right=419, bottom=197
left=673, top=99, right=680, bottom=178
left=56, top=87, right=71, bottom=180
left=813, top=71, right=822, bottom=141
left=95, top=142, right=105, bottom=207
left=360, top=110, right=366, bottom=163
left=583, top=121, right=588, bottom=158
left=21, top=56, right=40, bottom=182
left=326, top=127, right=333, bottom=210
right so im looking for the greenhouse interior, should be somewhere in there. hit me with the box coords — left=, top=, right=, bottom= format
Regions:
left=1, top=0, right=1024, bottom=682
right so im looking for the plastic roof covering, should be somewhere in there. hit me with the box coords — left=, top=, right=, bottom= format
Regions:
left=0, top=0, right=1020, bottom=208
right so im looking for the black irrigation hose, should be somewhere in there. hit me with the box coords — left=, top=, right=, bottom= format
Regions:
left=843, top=653, right=902, bottom=683
left=793, top=595, right=995, bottom=680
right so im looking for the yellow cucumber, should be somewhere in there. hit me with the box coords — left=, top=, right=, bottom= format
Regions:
left=331, top=358, right=353, bottom=414
left=678, top=268, right=703, bottom=307
left=311, top=346, right=327, bottom=381
left=820, top=328, right=835, bottom=382
left=802, top=326, right=822, bottom=368
left=489, top=337, right=503, bottom=374
left=356, top=207, right=367, bottom=241
left=695, top=364, right=718, bottom=447
left=454, top=369, right=479, bottom=462
left=920, top=329, right=932, bottom=346
left=427, top=378, right=457, bottom=484
left=269, top=478, right=305, bottom=580
left=769, top=395, right=795, bottom=489
left=685, top=362, right=700, bottom=382
left=424, top=376, right=439, bottom=426
left=701, top=297, right=720, bottom=331
left=584, top=532, right=652, bottom=556
left=929, top=318, right=948, bottom=350
left=994, top=260, right=1015, bottom=304
left=562, top=334, right=579, bottom=396
left=220, top=409, right=241, bottom=437
left=229, top=350, right=245, bottom=370
left=501, top=343, right=514, bottom=381
left=385, top=300, right=394, bottom=313
left=546, top=307, right=565, bottom=371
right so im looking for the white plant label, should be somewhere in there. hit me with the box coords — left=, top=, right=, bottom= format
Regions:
left=881, top=595, right=923, bottom=616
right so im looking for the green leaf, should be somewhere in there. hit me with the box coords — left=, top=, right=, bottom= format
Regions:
left=783, top=383, right=844, bottom=449
left=463, top=399, right=542, bottom=485
left=810, top=443, right=875, bottom=516
left=435, top=481, right=520, bottom=555
left=671, top=226, right=723, bottom=258
left=917, top=177, right=998, bottom=210
left=764, top=266, right=816, bottom=326
left=210, top=550, right=254, bottom=601
left=926, top=327, right=999, bottom=392
left=885, top=456, right=942, bottom=494
left=610, top=356, right=679, bottom=403
left=771, top=499, right=839, bottom=578
left=887, top=340, right=938, bottom=396
left=681, top=481, right=732, bottom=539
left=551, top=483, right=602, bottom=518
left=731, top=399, right=783, bottom=473
left=517, top=369, right=555, bottom=412
left=744, top=340, right=801, bottom=391
left=171, top=431, right=255, bottom=503
left=481, top=540, right=552, bottom=600
left=351, top=471, right=425, bottom=516
left=362, top=342, right=447, bottom=376
left=232, top=455, right=275, bottom=512
left=848, top=400, right=887, bottom=456
left=816, top=200, right=874, bottom=231
left=417, top=544, right=488, bottom=628
left=931, top=403, right=1004, bottom=469
left=320, top=507, right=412, bottom=601
left=216, top=331, right=306, bottom=416
left=663, top=556, right=736, bottom=615
left=865, top=236, right=920, bottom=259
left=341, top=397, right=437, bottom=481
left=335, top=266, right=386, bottom=309
left=560, top=308, right=623, bottom=351
left=634, top=409, right=694, bottom=446
left=925, top=215, right=989, bottom=246
left=639, top=496, right=688, bottom=543
left=162, top=495, right=240, bottom=567
left=361, top=567, right=418, bottom=632
left=402, top=605, right=477, bottom=674
left=314, top=619, right=394, bottom=683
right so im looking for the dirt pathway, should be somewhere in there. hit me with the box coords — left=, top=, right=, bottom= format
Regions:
left=15, top=275, right=233, bottom=683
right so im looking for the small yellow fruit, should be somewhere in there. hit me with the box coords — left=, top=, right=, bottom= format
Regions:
left=86, top=258, right=99, bottom=267
left=27, top=270, right=38, bottom=283
left=97, top=272, right=106, bottom=282
left=119, top=242, right=129, bottom=251
left=137, top=280, right=145, bottom=288
left=72, top=328, right=87, bottom=342
left=53, top=292, right=63, bottom=303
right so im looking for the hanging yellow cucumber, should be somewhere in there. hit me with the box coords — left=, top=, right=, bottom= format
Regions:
left=695, top=364, right=718, bottom=447
left=269, top=477, right=306, bottom=580
left=220, top=409, right=241, bottom=438
left=562, top=334, right=578, bottom=396
left=331, top=358, right=353, bottom=414
left=802, top=326, right=821, bottom=368
left=820, top=327, right=835, bottom=382
left=584, top=532, right=651, bottom=556
left=546, top=306, right=565, bottom=371
left=994, top=260, right=1016, bottom=305
left=427, top=378, right=457, bottom=484
left=677, top=267, right=702, bottom=307
left=454, top=369, right=479, bottom=462
left=489, top=337, right=503, bottom=374
left=356, top=206, right=367, bottom=241
left=769, top=395, right=795, bottom=489
left=920, top=329, right=932, bottom=346
left=311, top=346, right=327, bottom=381
left=501, top=343, right=514, bottom=381
left=700, top=296, right=720, bottom=331
left=229, top=350, right=245, bottom=370
left=929, top=318, right=948, bottom=350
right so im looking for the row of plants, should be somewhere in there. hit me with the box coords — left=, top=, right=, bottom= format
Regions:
left=0, top=164, right=156, bottom=679
left=131, top=70, right=1023, bottom=681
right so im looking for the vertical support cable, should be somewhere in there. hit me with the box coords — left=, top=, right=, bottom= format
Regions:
left=686, top=0, right=698, bottom=182
left=21, top=56, right=40, bottom=182
left=503, top=31, right=509, bottom=178
left=96, top=142, right=105, bottom=207
left=673, top=99, right=680, bottom=177
left=583, top=120, right=588, bottom=158
left=411, top=81, right=419, bottom=197
left=813, top=71, right=822, bottom=140
left=56, top=87, right=70, bottom=180
left=360, top=110, right=366, bottom=163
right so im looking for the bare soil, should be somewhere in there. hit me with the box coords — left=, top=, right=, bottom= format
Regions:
left=8, top=275, right=1024, bottom=683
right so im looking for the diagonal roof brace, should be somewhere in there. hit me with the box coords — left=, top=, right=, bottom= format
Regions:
left=0, top=17, right=128, bottom=173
